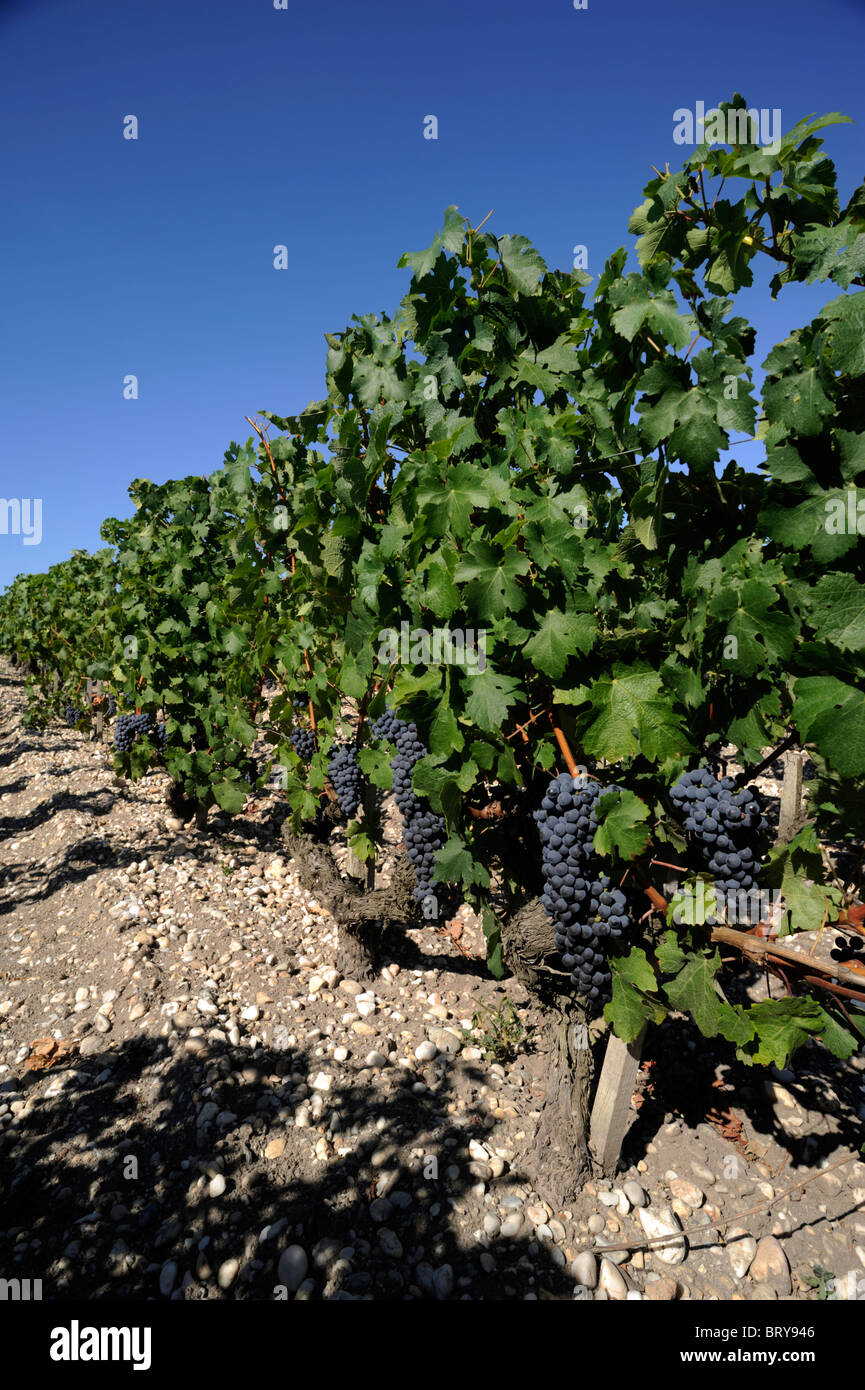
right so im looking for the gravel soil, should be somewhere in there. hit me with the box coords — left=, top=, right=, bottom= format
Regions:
left=1, top=661, right=864, bottom=1302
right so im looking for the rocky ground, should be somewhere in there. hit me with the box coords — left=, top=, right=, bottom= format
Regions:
left=1, top=661, right=864, bottom=1302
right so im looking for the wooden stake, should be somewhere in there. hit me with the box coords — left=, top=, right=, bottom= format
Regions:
left=346, top=785, right=375, bottom=889
left=778, top=750, right=805, bottom=842
left=589, top=1023, right=647, bottom=1175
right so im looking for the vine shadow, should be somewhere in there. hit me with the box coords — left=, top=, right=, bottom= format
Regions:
left=0, top=1029, right=577, bottom=1301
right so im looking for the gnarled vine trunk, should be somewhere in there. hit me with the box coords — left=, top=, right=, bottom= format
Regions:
left=501, top=895, right=596, bottom=1208
left=280, top=822, right=417, bottom=981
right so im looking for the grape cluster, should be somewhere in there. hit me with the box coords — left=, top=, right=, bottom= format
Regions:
left=106, top=695, right=117, bottom=718
left=830, top=933, right=864, bottom=965
left=113, top=712, right=166, bottom=753
left=534, top=773, right=629, bottom=1006
left=670, top=766, right=767, bottom=918
left=64, top=704, right=83, bottom=727
left=264, top=676, right=276, bottom=691
left=290, top=726, right=315, bottom=762
left=327, top=742, right=363, bottom=817
left=372, top=707, right=456, bottom=915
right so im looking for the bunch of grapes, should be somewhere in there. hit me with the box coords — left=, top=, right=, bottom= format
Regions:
left=290, top=726, right=315, bottom=762
left=830, top=932, right=865, bottom=965
left=106, top=695, right=117, bottom=718
left=669, top=765, right=767, bottom=920
left=264, top=676, right=276, bottom=691
left=534, top=773, right=630, bottom=1007
left=113, top=712, right=165, bottom=753
left=372, top=706, right=457, bottom=916
left=64, top=703, right=83, bottom=727
left=327, top=742, right=363, bottom=818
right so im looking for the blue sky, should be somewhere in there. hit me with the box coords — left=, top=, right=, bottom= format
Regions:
left=1, top=0, right=863, bottom=590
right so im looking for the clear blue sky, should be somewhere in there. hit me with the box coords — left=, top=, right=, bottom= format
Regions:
left=1, top=0, right=863, bottom=590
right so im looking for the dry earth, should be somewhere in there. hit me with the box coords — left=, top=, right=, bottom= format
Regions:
left=1, top=660, right=864, bottom=1302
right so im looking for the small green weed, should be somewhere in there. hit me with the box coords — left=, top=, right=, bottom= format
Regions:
left=463, top=998, right=526, bottom=1063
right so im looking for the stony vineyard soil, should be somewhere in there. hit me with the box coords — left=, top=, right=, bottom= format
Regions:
left=1, top=662, right=864, bottom=1302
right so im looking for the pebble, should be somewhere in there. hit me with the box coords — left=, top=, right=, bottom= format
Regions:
left=725, top=1225, right=757, bottom=1279
left=217, top=1258, right=239, bottom=1289
left=415, top=1040, right=438, bottom=1062
left=365, top=1051, right=387, bottom=1069
left=264, top=1138, right=286, bottom=1159
left=377, top=1228, right=403, bottom=1258
left=433, top=1264, right=454, bottom=1299
left=277, top=1245, right=308, bottom=1292
left=599, top=1258, right=629, bottom=1301
left=636, top=1205, right=687, bottom=1265
left=623, top=1180, right=648, bottom=1208
left=369, top=1198, right=393, bottom=1223
left=594, top=1237, right=629, bottom=1267
left=526, top=1202, right=550, bottom=1226
left=208, top=1175, right=226, bottom=1198
left=588, top=1213, right=606, bottom=1235
left=669, top=1178, right=704, bottom=1208
left=645, top=1275, right=678, bottom=1301
left=159, top=1261, right=178, bottom=1296
left=570, top=1251, right=597, bottom=1288
left=501, top=1215, right=522, bottom=1238
left=749, top=1236, right=791, bottom=1296
left=429, top=1027, right=462, bottom=1055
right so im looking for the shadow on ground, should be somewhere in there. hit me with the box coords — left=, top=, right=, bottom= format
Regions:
left=0, top=1030, right=576, bottom=1301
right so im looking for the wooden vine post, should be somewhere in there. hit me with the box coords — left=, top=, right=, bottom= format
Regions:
left=778, top=749, right=805, bottom=842
left=589, top=1024, right=646, bottom=1175
left=346, top=786, right=376, bottom=890
left=94, top=680, right=104, bottom=741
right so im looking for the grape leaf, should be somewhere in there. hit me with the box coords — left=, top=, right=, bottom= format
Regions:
left=593, top=788, right=651, bottom=860
left=741, top=997, right=825, bottom=1069
left=605, top=948, right=666, bottom=1044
